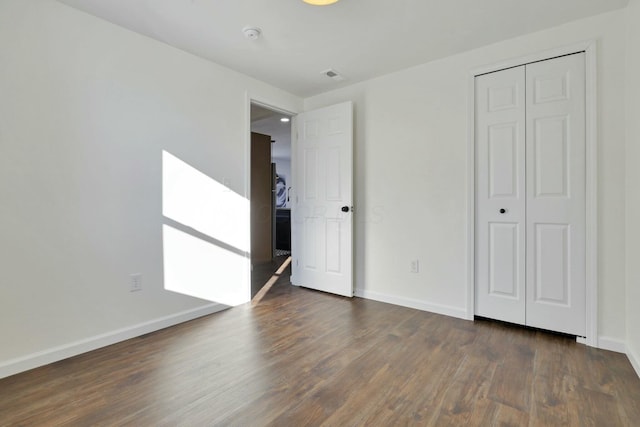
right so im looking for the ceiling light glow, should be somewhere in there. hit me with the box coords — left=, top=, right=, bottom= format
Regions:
left=303, top=0, right=340, bottom=5
left=280, top=117, right=290, bottom=123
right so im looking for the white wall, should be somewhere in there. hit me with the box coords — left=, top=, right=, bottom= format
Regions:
left=305, top=10, right=628, bottom=341
left=0, top=0, right=301, bottom=377
left=625, top=0, right=640, bottom=375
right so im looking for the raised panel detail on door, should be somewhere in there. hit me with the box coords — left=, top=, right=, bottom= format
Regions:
left=326, top=148, right=341, bottom=201
left=325, top=218, right=341, bottom=274
left=304, top=148, right=318, bottom=200
left=534, top=72, right=569, bottom=104
left=328, top=117, right=343, bottom=135
left=303, top=217, right=318, bottom=270
left=489, top=223, right=520, bottom=298
left=488, top=123, right=519, bottom=198
left=534, top=223, right=570, bottom=305
left=488, top=85, right=519, bottom=112
left=305, top=120, right=318, bottom=138
left=534, top=115, right=569, bottom=197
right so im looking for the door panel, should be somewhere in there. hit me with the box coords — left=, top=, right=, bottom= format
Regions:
left=303, top=217, right=318, bottom=270
left=488, top=123, right=519, bottom=198
left=488, top=222, right=520, bottom=298
left=325, top=219, right=342, bottom=273
left=326, top=148, right=342, bottom=200
left=533, top=72, right=569, bottom=104
left=533, top=115, right=569, bottom=197
left=475, top=66, right=526, bottom=324
left=292, top=102, right=353, bottom=297
left=304, top=149, right=318, bottom=199
left=534, top=223, right=570, bottom=305
left=525, top=53, right=586, bottom=336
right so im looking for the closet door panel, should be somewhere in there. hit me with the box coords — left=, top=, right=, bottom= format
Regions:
left=525, top=53, right=586, bottom=336
left=475, top=66, right=527, bottom=324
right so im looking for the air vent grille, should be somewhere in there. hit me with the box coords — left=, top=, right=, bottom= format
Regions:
left=321, top=68, right=346, bottom=82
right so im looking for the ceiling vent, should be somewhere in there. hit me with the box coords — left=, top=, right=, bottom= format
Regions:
left=321, top=68, right=346, bottom=82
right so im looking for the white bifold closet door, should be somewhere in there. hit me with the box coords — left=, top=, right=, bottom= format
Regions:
left=475, top=53, right=586, bottom=337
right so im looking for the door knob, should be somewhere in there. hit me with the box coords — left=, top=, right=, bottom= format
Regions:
left=499, top=208, right=507, bottom=214
left=341, top=206, right=350, bottom=212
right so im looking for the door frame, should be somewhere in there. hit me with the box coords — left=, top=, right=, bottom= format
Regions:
left=245, top=94, right=300, bottom=296
left=466, top=40, right=598, bottom=347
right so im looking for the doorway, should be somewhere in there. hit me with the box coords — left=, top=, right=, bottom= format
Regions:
left=249, top=102, right=293, bottom=299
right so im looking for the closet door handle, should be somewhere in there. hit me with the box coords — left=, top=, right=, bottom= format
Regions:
left=499, top=208, right=507, bottom=214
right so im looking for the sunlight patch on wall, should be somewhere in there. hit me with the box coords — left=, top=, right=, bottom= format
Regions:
left=163, top=151, right=249, bottom=252
left=162, top=225, right=249, bottom=306
left=162, top=151, right=250, bottom=306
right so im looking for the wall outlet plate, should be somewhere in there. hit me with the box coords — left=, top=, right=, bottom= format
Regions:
left=130, top=274, right=142, bottom=292
left=410, top=260, right=419, bottom=274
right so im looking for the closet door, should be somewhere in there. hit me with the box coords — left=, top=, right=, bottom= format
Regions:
left=475, top=66, right=527, bottom=324
left=525, top=53, right=586, bottom=336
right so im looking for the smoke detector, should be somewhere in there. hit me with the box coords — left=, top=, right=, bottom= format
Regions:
left=321, top=68, right=346, bottom=82
left=242, top=26, right=262, bottom=40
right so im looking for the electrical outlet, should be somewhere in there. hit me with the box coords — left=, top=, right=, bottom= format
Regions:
left=130, top=274, right=142, bottom=292
left=410, top=260, right=419, bottom=274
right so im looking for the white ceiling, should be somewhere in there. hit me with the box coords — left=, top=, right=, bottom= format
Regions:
left=57, top=0, right=628, bottom=97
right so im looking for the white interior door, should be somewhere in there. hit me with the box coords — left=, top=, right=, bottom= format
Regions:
left=475, top=53, right=586, bottom=336
left=475, top=66, right=527, bottom=324
left=291, top=101, right=353, bottom=297
left=525, top=53, right=586, bottom=336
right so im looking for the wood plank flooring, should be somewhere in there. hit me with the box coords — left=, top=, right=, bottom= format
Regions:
left=1, top=267, right=639, bottom=426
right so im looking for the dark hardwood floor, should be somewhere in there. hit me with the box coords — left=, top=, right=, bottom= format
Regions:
left=251, top=255, right=291, bottom=299
left=1, top=267, right=639, bottom=426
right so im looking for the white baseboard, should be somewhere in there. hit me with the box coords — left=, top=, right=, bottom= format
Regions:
left=354, top=288, right=468, bottom=320
left=598, top=336, right=627, bottom=353
left=0, top=303, right=226, bottom=380
left=627, top=344, right=640, bottom=379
